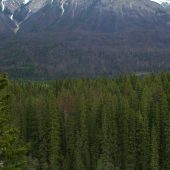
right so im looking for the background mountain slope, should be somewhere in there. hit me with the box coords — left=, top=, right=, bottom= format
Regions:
left=0, top=0, right=170, bottom=79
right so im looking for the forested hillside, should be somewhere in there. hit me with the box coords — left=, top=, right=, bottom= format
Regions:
left=1, top=31, right=170, bottom=79
left=1, top=73, right=170, bottom=169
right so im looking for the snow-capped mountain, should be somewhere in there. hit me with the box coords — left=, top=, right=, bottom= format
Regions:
left=0, top=0, right=170, bottom=35
left=151, top=0, right=170, bottom=4
left=16, top=0, right=170, bottom=34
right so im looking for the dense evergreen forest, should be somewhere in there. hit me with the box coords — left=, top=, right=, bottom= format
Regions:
left=0, top=73, right=170, bottom=170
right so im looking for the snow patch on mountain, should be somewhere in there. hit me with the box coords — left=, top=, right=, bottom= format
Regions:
left=151, top=0, right=170, bottom=4
left=23, top=0, right=31, bottom=5
left=10, top=14, right=13, bottom=20
left=60, top=0, right=66, bottom=15
left=1, top=0, right=5, bottom=11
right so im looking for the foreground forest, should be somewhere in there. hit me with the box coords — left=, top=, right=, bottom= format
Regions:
left=0, top=73, right=170, bottom=170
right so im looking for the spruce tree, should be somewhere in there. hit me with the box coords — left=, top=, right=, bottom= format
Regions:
left=101, top=94, right=117, bottom=170
left=49, top=92, right=61, bottom=170
left=160, top=94, right=170, bottom=169
left=0, top=74, right=27, bottom=170
left=151, top=126, right=159, bottom=170
left=140, top=86, right=151, bottom=170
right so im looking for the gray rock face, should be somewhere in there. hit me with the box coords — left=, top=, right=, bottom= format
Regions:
left=27, top=0, right=48, bottom=13
left=17, top=0, right=169, bottom=33
left=0, top=11, right=16, bottom=36
left=3, top=0, right=24, bottom=13
left=1, top=0, right=49, bottom=22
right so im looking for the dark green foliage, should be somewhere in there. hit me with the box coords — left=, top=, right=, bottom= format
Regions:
left=6, top=73, right=170, bottom=169
left=0, top=74, right=27, bottom=170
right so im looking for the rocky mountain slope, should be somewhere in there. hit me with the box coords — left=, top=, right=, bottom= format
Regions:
left=0, top=0, right=170, bottom=34
left=0, top=0, right=48, bottom=33
left=17, top=0, right=166, bottom=33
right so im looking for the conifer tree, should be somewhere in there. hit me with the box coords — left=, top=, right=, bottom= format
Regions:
left=101, top=94, right=117, bottom=170
left=50, top=96, right=61, bottom=170
left=0, top=74, right=27, bottom=170
left=74, top=132, right=86, bottom=170
left=79, top=96, right=90, bottom=170
left=140, top=86, right=151, bottom=170
left=151, top=126, right=159, bottom=170
left=160, top=94, right=170, bottom=169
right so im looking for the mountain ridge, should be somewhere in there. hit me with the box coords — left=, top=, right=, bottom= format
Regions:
left=1, top=0, right=170, bottom=34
